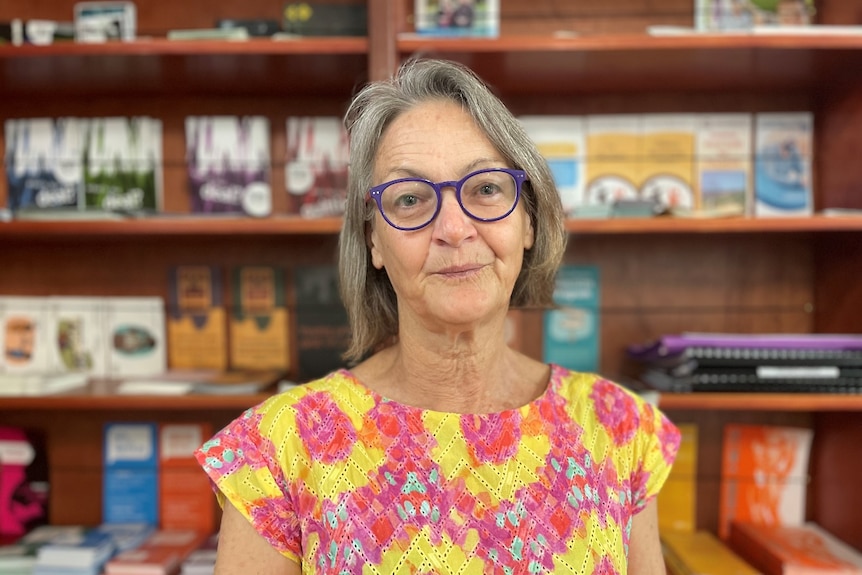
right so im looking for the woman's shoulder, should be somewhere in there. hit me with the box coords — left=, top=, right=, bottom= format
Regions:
left=256, top=369, right=358, bottom=410
left=549, top=364, right=663, bottom=418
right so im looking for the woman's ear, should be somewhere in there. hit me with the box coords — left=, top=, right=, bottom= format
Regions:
left=368, top=225, right=385, bottom=269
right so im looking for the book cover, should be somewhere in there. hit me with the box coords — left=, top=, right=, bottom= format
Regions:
left=0, top=426, right=48, bottom=538
left=641, top=114, right=697, bottom=213
left=584, top=115, right=643, bottom=208
left=47, top=296, right=108, bottom=377
left=519, top=115, right=586, bottom=216
left=719, top=424, right=814, bottom=539
left=658, top=423, right=698, bottom=533
left=4, top=117, right=85, bottom=213
left=695, top=0, right=815, bottom=31
left=293, top=266, right=350, bottom=382
left=729, top=522, right=862, bottom=575
left=185, top=116, right=271, bottom=217
left=754, top=112, right=814, bottom=217
left=158, top=423, right=213, bottom=533
left=229, top=266, right=289, bottom=371
left=661, top=530, right=761, bottom=575
left=105, top=297, right=167, bottom=378
left=0, top=296, right=52, bottom=374
left=414, top=0, right=500, bottom=37
left=284, top=117, right=350, bottom=218
left=542, top=265, right=600, bottom=373
left=104, top=529, right=206, bottom=575
left=82, top=116, right=163, bottom=213
left=695, top=114, right=753, bottom=217
left=34, top=527, right=115, bottom=569
left=167, top=266, right=227, bottom=371
left=103, top=422, right=159, bottom=526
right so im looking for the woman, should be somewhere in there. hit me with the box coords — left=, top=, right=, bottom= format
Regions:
left=197, top=58, right=680, bottom=574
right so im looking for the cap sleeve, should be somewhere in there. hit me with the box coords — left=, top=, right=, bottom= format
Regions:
left=631, top=400, right=681, bottom=512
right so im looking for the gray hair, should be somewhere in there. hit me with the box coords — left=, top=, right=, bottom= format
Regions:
left=338, top=58, right=566, bottom=362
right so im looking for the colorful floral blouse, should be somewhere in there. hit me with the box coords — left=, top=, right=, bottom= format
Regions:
left=196, top=364, right=680, bottom=574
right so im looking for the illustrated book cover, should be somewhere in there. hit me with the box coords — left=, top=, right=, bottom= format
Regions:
left=82, top=116, right=163, bottom=213
left=0, top=426, right=48, bottom=538
left=229, top=265, right=289, bottom=371
left=284, top=116, right=350, bottom=218
left=754, top=112, right=813, bottom=217
left=0, top=296, right=52, bottom=374
left=4, top=117, right=86, bottom=213
left=185, top=115, right=271, bottom=217
left=167, top=266, right=227, bottom=371
left=719, top=423, right=813, bottom=539
left=413, top=0, right=500, bottom=37
left=104, top=296, right=167, bottom=378
left=158, top=423, right=213, bottom=533
left=584, top=115, right=643, bottom=207
left=695, top=113, right=752, bottom=217
left=519, top=115, right=586, bottom=216
left=542, top=265, right=600, bottom=373
left=640, top=114, right=697, bottom=213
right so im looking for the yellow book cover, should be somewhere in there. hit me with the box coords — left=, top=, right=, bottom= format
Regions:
left=167, top=266, right=227, bottom=370
left=229, top=266, right=289, bottom=370
left=659, top=423, right=698, bottom=533
left=584, top=115, right=643, bottom=206
left=695, top=114, right=752, bottom=217
left=641, top=114, right=697, bottom=213
left=662, top=530, right=762, bottom=575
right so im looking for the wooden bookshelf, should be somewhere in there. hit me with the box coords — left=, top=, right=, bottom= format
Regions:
left=1, top=0, right=861, bottom=551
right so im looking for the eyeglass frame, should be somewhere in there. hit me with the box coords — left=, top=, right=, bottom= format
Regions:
left=366, top=167, right=528, bottom=231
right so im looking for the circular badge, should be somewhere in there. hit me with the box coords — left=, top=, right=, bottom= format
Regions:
left=242, top=182, right=272, bottom=217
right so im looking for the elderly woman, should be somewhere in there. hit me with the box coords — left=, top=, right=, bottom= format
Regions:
left=197, top=58, right=680, bottom=574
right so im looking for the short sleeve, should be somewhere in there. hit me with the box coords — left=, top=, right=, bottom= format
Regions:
left=631, top=400, right=681, bottom=512
left=194, top=401, right=301, bottom=562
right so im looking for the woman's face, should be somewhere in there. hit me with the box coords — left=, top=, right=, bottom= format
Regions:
left=369, top=99, right=534, bottom=332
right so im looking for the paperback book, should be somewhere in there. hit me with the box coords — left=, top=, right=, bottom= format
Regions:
left=519, top=115, right=586, bottom=215
left=158, top=423, right=213, bottom=533
left=82, top=116, right=163, bottom=213
left=167, top=266, right=227, bottom=371
left=4, top=118, right=86, bottom=213
left=640, top=114, right=697, bottom=213
left=284, top=117, right=350, bottom=218
left=754, top=112, right=813, bottom=217
left=719, top=423, right=813, bottom=539
left=104, top=529, right=206, bottom=575
left=661, top=530, right=760, bottom=575
left=185, top=116, right=271, bottom=217
left=413, top=0, right=500, bottom=37
left=0, top=297, right=52, bottom=374
left=0, top=426, right=48, bottom=538
left=584, top=115, right=642, bottom=208
left=229, top=266, right=289, bottom=371
left=104, top=297, right=167, bottom=378
left=695, top=0, right=815, bottom=31
left=293, top=266, right=350, bottom=382
left=694, top=114, right=752, bottom=217
left=658, top=423, right=698, bottom=533
left=47, top=296, right=107, bottom=377
left=102, top=422, right=159, bottom=526
left=543, top=265, right=600, bottom=373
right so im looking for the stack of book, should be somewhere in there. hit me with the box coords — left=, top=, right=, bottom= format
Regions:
left=627, top=332, right=862, bottom=393
left=661, top=530, right=760, bottom=575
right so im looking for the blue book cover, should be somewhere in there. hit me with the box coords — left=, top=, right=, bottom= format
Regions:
left=542, top=265, right=600, bottom=373
left=102, top=422, right=158, bottom=525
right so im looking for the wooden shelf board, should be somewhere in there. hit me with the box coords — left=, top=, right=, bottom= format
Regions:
left=1, top=214, right=860, bottom=238
left=398, top=33, right=862, bottom=94
left=660, top=392, right=862, bottom=411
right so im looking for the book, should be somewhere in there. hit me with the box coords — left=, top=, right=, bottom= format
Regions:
left=0, top=427, right=48, bottom=537
left=229, top=266, right=289, bottom=371
left=542, top=265, right=600, bottom=373
left=584, top=115, right=642, bottom=208
left=413, top=0, right=500, bottom=37
left=518, top=115, right=586, bottom=216
left=729, top=522, right=862, bottom=575
left=719, top=424, right=813, bottom=539
left=102, top=422, right=159, bottom=526
left=166, top=266, right=227, bottom=371
left=34, top=527, right=115, bottom=569
left=4, top=117, right=86, bottom=213
left=293, top=266, right=351, bottom=382
left=115, top=369, right=280, bottom=396
left=640, top=114, right=697, bottom=213
left=693, top=113, right=752, bottom=217
left=662, top=530, right=761, bottom=575
left=0, top=526, right=85, bottom=575
left=284, top=117, right=349, bottom=218
left=754, top=112, right=814, bottom=217
left=104, top=529, right=206, bottom=575
left=95, top=523, right=155, bottom=554
left=185, top=116, right=271, bottom=217
left=82, top=117, right=163, bottom=213
left=0, top=297, right=52, bottom=374
left=104, top=297, right=167, bottom=378
left=695, top=0, right=815, bottom=32
left=658, top=423, right=698, bottom=533
left=158, top=424, right=213, bottom=533
left=0, top=372, right=89, bottom=396
left=47, top=296, right=107, bottom=377
left=178, top=532, right=218, bottom=575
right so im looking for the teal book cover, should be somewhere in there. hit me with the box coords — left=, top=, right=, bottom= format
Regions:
left=542, top=265, right=600, bottom=373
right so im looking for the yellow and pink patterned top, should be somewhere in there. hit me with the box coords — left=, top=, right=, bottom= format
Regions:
left=195, top=364, right=680, bottom=574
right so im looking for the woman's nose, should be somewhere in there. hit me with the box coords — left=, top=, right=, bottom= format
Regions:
left=431, top=188, right=476, bottom=246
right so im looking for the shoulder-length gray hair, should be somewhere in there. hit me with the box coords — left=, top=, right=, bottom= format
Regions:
left=338, top=58, right=566, bottom=362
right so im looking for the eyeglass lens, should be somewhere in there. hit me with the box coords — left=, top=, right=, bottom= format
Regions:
left=379, top=170, right=518, bottom=229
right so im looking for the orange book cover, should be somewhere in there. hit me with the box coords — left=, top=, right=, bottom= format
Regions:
left=158, top=423, right=214, bottom=533
left=729, top=522, right=862, bottom=575
left=719, top=424, right=813, bottom=539
left=104, top=529, right=207, bottom=575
